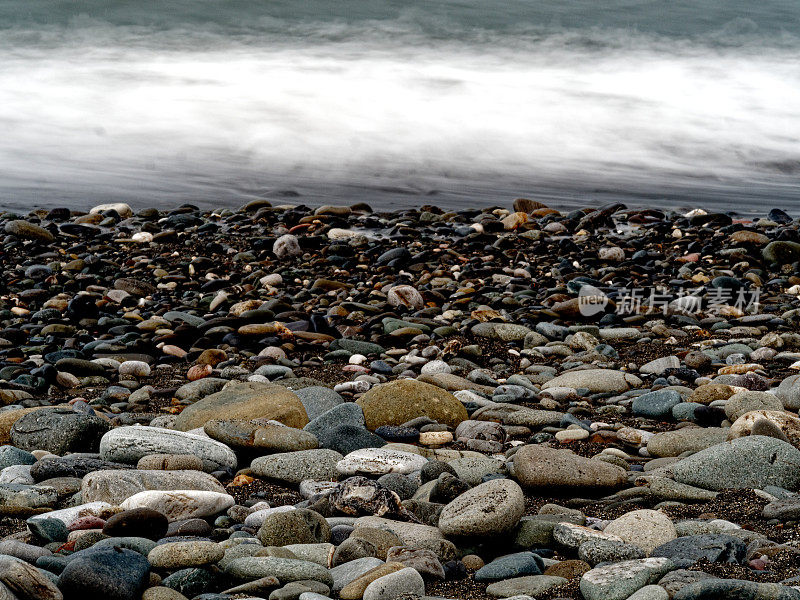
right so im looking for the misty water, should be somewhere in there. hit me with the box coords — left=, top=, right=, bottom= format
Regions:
left=1, top=0, right=799, bottom=214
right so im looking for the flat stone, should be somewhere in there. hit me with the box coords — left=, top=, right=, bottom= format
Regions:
left=666, top=436, right=800, bottom=491
left=82, top=469, right=227, bottom=504
left=119, top=490, right=234, bottom=522
left=672, top=579, right=800, bottom=600
left=362, top=567, right=425, bottom=600
left=337, top=448, right=427, bottom=476
left=293, top=386, right=345, bottom=421
left=356, top=379, right=468, bottom=430
left=10, top=407, right=110, bottom=455
left=100, top=426, right=237, bottom=472
left=474, top=551, right=543, bottom=581
left=580, top=558, right=675, bottom=600
left=485, top=575, right=567, bottom=598
left=223, top=557, right=333, bottom=586
left=0, top=554, right=62, bottom=600
left=513, top=445, right=627, bottom=491
left=650, top=534, right=747, bottom=567
left=148, top=541, right=224, bottom=569
left=542, top=369, right=642, bottom=394
left=438, top=478, right=524, bottom=537
left=174, top=381, right=308, bottom=431
left=647, top=428, right=729, bottom=458
left=603, top=509, right=677, bottom=554
left=251, top=449, right=342, bottom=484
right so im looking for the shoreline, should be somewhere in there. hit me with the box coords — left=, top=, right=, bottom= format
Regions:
left=1, top=198, right=800, bottom=599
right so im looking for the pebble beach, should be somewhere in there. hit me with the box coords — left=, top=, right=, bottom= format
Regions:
left=3, top=198, right=800, bottom=600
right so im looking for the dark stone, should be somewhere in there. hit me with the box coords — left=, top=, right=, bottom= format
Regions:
left=57, top=546, right=150, bottom=600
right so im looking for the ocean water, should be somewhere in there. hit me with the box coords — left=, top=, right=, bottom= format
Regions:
left=1, top=0, right=799, bottom=214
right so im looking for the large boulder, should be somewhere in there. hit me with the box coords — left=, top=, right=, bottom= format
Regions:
left=513, top=445, right=627, bottom=492
left=174, top=381, right=308, bottom=431
left=356, top=379, right=468, bottom=431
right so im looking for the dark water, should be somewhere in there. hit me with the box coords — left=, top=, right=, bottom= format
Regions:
left=1, top=1, right=799, bottom=214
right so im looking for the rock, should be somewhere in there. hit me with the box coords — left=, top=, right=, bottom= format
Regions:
left=10, top=407, right=110, bottom=454
left=513, top=445, right=627, bottom=491
left=251, top=449, right=343, bottom=484
left=204, top=420, right=318, bottom=452
left=438, top=479, right=524, bottom=537
left=647, top=428, right=729, bottom=457
left=339, top=563, right=406, bottom=600
left=329, top=476, right=408, bottom=519
left=58, top=547, right=151, bottom=600
left=666, top=436, right=800, bottom=491
left=174, top=382, right=308, bottom=431
left=724, top=391, right=784, bottom=421
left=763, top=241, right=800, bottom=264
left=474, top=552, right=543, bottom=581
left=0, top=554, right=63, bottom=600
left=580, top=558, right=675, bottom=600
left=728, top=410, right=800, bottom=445
left=640, top=356, right=680, bottom=375
left=673, top=579, right=800, bottom=600
left=293, top=387, right=345, bottom=421
left=578, top=538, right=646, bottom=566
left=257, top=508, right=331, bottom=546
left=224, top=557, right=333, bottom=586
left=148, top=541, right=224, bottom=569
left=119, top=490, right=234, bottom=522
left=471, top=323, right=533, bottom=342
left=304, top=403, right=366, bottom=438
left=387, top=286, right=424, bottom=310
left=553, top=523, right=623, bottom=550
left=82, top=469, right=226, bottom=504
left=330, top=557, right=385, bottom=593
left=356, top=379, right=467, bottom=430
left=650, top=534, right=747, bottom=567
left=273, top=234, right=302, bottom=258
left=362, top=567, right=425, bottom=600
left=337, top=448, right=428, bottom=476
left=632, top=390, right=683, bottom=419
left=0, top=446, right=37, bottom=470
left=603, top=510, right=677, bottom=553
left=102, top=507, right=169, bottom=539
left=4, top=220, right=54, bottom=242
left=485, top=575, right=567, bottom=598
left=99, top=426, right=237, bottom=472
left=542, top=369, right=641, bottom=393
left=385, top=546, right=444, bottom=580
left=777, top=375, right=800, bottom=411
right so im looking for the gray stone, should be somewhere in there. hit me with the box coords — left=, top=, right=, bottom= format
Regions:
left=224, top=557, right=333, bottom=586
left=578, top=538, right=645, bottom=566
left=10, top=407, right=110, bottom=454
left=82, top=469, right=227, bottom=504
left=438, top=478, right=524, bottom=537
left=485, top=575, right=567, bottom=598
left=0, top=554, right=62, bottom=600
left=650, top=534, right=747, bottom=567
left=667, top=436, right=800, bottom=491
left=294, top=387, right=345, bottom=421
left=251, top=449, right=343, bottom=484
left=646, top=428, right=729, bottom=458
left=632, top=390, right=683, bottom=419
left=58, top=547, right=151, bottom=600
left=99, top=426, right=237, bottom=472
left=724, top=391, right=783, bottom=421
left=304, top=403, right=366, bottom=438
left=542, top=369, right=642, bottom=393
left=330, top=557, right=384, bottom=593
left=362, top=567, right=425, bottom=600
left=579, top=558, right=675, bottom=600
left=0, top=445, right=36, bottom=470
left=474, top=552, right=543, bottom=581
left=673, top=579, right=800, bottom=600
left=639, top=356, right=680, bottom=375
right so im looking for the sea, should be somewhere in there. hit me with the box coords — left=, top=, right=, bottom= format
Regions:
left=1, top=0, right=799, bottom=215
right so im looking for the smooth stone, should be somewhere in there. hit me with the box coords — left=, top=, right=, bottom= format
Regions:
left=646, top=428, right=729, bottom=458
left=330, top=557, right=385, bottom=593
left=251, top=449, right=343, bottom=484
left=304, top=403, right=366, bottom=438
left=103, top=507, right=169, bottom=540
left=603, top=509, right=677, bottom=554
left=339, top=563, right=405, bottom=600
left=724, top=391, right=783, bottom=421
left=438, top=478, right=524, bottom=537
left=542, top=369, right=642, bottom=393
left=174, top=382, right=308, bottom=431
left=317, top=424, right=386, bottom=455
left=650, top=534, right=747, bottom=567
left=580, top=558, right=675, bottom=600
left=224, top=557, right=334, bottom=586
left=257, top=508, right=331, bottom=547
left=100, top=426, right=237, bottom=472
left=578, top=538, right=646, bottom=566
left=632, top=390, right=683, bottom=419
left=673, top=579, right=800, bottom=600
left=148, top=541, right=224, bottom=569
left=120, top=490, right=235, bottom=522
left=485, top=575, right=567, bottom=598
left=82, top=469, right=227, bottom=504
left=293, top=387, right=345, bottom=421
left=513, top=445, right=627, bottom=491
left=58, top=547, right=151, bottom=600
left=0, top=554, right=62, bottom=599
left=474, top=552, right=543, bottom=581
left=27, top=501, right=112, bottom=528
left=337, top=448, right=427, bottom=476
left=356, top=379, right=468, bottom=430
left=640, top=356, right=680, bottom=375
left=10, top=407, right=110, bottom=455
left=0, top=445, right=37, bottom=470
left=362, top=567, right=425, bottom=600
left=666, top=436, right=800, bottom=491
